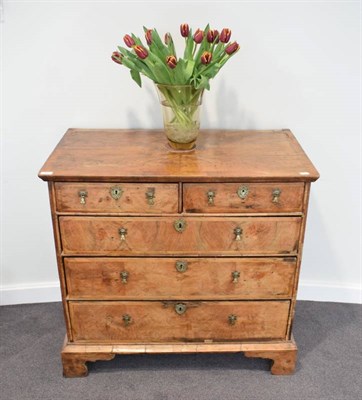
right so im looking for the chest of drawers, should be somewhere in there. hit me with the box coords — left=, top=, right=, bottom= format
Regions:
left=39, top=129, right=319, bottom=377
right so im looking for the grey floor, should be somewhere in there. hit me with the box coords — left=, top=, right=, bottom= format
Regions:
left=0, top=301, right=361, bottom=400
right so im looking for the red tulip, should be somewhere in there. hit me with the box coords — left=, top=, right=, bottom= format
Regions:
left=207, top=29, right=219, bottom=43
left=220, top=28, right=231, bottom=43
left=145, top=29, right=153, bottom=45
left=193, top=29, right=204, bottom=44
left=225, top=42, right=239, bottom=55
left=166, top=55, right=177, bottom=69
left=180, top=23, right=190, bottom=37
left=134, top=45, right=148, bottom=59
left=111, top=51, right=123, bottom=64
left=201, top=51, right=212, bottom=65
left=164, top=32, right=171, bottom=45
left=123, top=34, right=135, bottom=48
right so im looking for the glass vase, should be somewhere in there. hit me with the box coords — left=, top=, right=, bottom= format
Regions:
left=155, top=84, right=204, bottom=150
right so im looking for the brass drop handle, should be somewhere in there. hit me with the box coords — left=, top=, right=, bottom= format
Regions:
left=232, top=271, right=240, bottom=284
left=119, top=227, right=127, bottom=241
left=78, top=190, right=88, bottom=205
left=228, top=314, right=237, bottom=326
left=120, top=271, right=128, bottom=284
left=272, top=188, right=281, bottom=203
left=122, top=314, right=132, bottom=326
left=146, top=188, right=155, bottom=205
left=234, top=227, right=242, bottom=241
left=175, top=260, right=188, bottom=273
left=207, top=190, right=216, bottom=205
left=175, top=303, right=187, bottom=315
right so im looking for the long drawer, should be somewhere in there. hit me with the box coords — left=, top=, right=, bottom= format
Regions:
left=59, top=216, right=301, bottom=255
left=65, top=257, right=296, bottom=300
left=69, top=301, right=290, bottom=343
left=55, top=182, right=179, bottom=213
left=183, top=183, right=305, bottom=213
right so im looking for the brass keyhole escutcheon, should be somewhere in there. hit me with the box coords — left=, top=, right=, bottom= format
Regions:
left=174, top=219, right=186, bottom=233
left=120, top=271, right=128, bottom=284
left=175, top=303, right=187, bottom=315
left=110, top=186, right=123, bottom=200
left=78, top=190, right=88, bottom=205
left=122, top=314, right=132, bottom=326
left=237, top=185, right=249, bottom=200
left=228, top=314, right=237, bottom=325
left=272, top=188, right=281, bottom=203
left=175, top=260, right=188, bottom=273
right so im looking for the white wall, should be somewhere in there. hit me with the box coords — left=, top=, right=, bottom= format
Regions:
left=1, top=0, right=361, bottom=304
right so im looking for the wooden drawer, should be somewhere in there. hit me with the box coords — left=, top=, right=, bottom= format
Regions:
left=65, top=257, right=296, bottom=300
left=69, top=300, right=290, bottom=343
left=183, top=183, right=304, bottom=213
left=59, top=216, right=301, bottom=256
left=55, top=182, right=179, bottom=213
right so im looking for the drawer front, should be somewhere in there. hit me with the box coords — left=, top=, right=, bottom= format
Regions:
left=69, top=301, right=290, bottom=343
left=55, top=182, right=179, bottom=213
left=183, top=183, right=304, bottom=213
left=59, top=216, right=301, bottom=255
left=65, top=257, right=296, bottom=300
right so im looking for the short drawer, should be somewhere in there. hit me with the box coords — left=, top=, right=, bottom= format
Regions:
left=55, top=182, right=179, bottom=213
left=183, top=183, right=304, bottom=213
left=69, top=300, right=290, bottom=343
left=59, top=216, right=301, bottom=256
left=65, top=257, right=296, bottom=300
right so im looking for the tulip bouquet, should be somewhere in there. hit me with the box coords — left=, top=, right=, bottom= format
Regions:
left=111, top=24, right=240, bottom=149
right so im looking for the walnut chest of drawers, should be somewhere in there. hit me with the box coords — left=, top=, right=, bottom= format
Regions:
left=38, top=129, right=319, bottom=377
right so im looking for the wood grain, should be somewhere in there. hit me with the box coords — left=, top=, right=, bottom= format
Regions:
left=69, top=301, right=290, bottom=343
left=39, top=128, right=319, bottom=377
left=61, top=334, right=297, bottom=377
left=55, top=182, right=178, bottom=213
left=183, top=182, right=304, bottom=213
left=64, top=257, right=296, bottom=300
left=47, top=183, right=73, bottom=340
left=59, top=216, right=301, bottom=256
left=38, top=129, right=319, bottom=183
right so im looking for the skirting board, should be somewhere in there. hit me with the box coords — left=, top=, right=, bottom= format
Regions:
left=0, top=280, right=361, bottom=306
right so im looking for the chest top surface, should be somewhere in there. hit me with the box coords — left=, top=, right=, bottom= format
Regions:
left=38, top=129, right=319, bottom=182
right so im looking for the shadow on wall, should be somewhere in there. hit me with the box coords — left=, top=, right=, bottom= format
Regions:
left=302, top=192, right=341, bottom=285
left=204, top=78, right=258, bottom=130
left=295, top=191, right=359, bottom=359
left=125, top=78, right=258, bottom=130
left=126, top=84, right=162, bottom=129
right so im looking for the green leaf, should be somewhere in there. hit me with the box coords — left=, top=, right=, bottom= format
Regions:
left=130, top=69, right=142, bottom=87
left=151, top=29, right=169, bottom=58
left=183, top=29, right=194, bottom=60
left=117, top=46, right=156, bottom=80
left=194, top=74, right=210, bottom=90
left=167, top=35, right=177, bottom=58
left=152, top=63, right=172, bottom=84
left=184, top=60, right=195, bottom=81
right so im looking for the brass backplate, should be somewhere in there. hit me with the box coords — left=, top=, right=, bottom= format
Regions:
left=174, top=219, right=187, bottom=233
left=110, top=186, right=123, bottom=200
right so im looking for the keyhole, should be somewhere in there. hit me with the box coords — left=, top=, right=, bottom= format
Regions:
left=175, top=303, right=186, bottom=314
left=174, top=219, right=186, bottom=233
